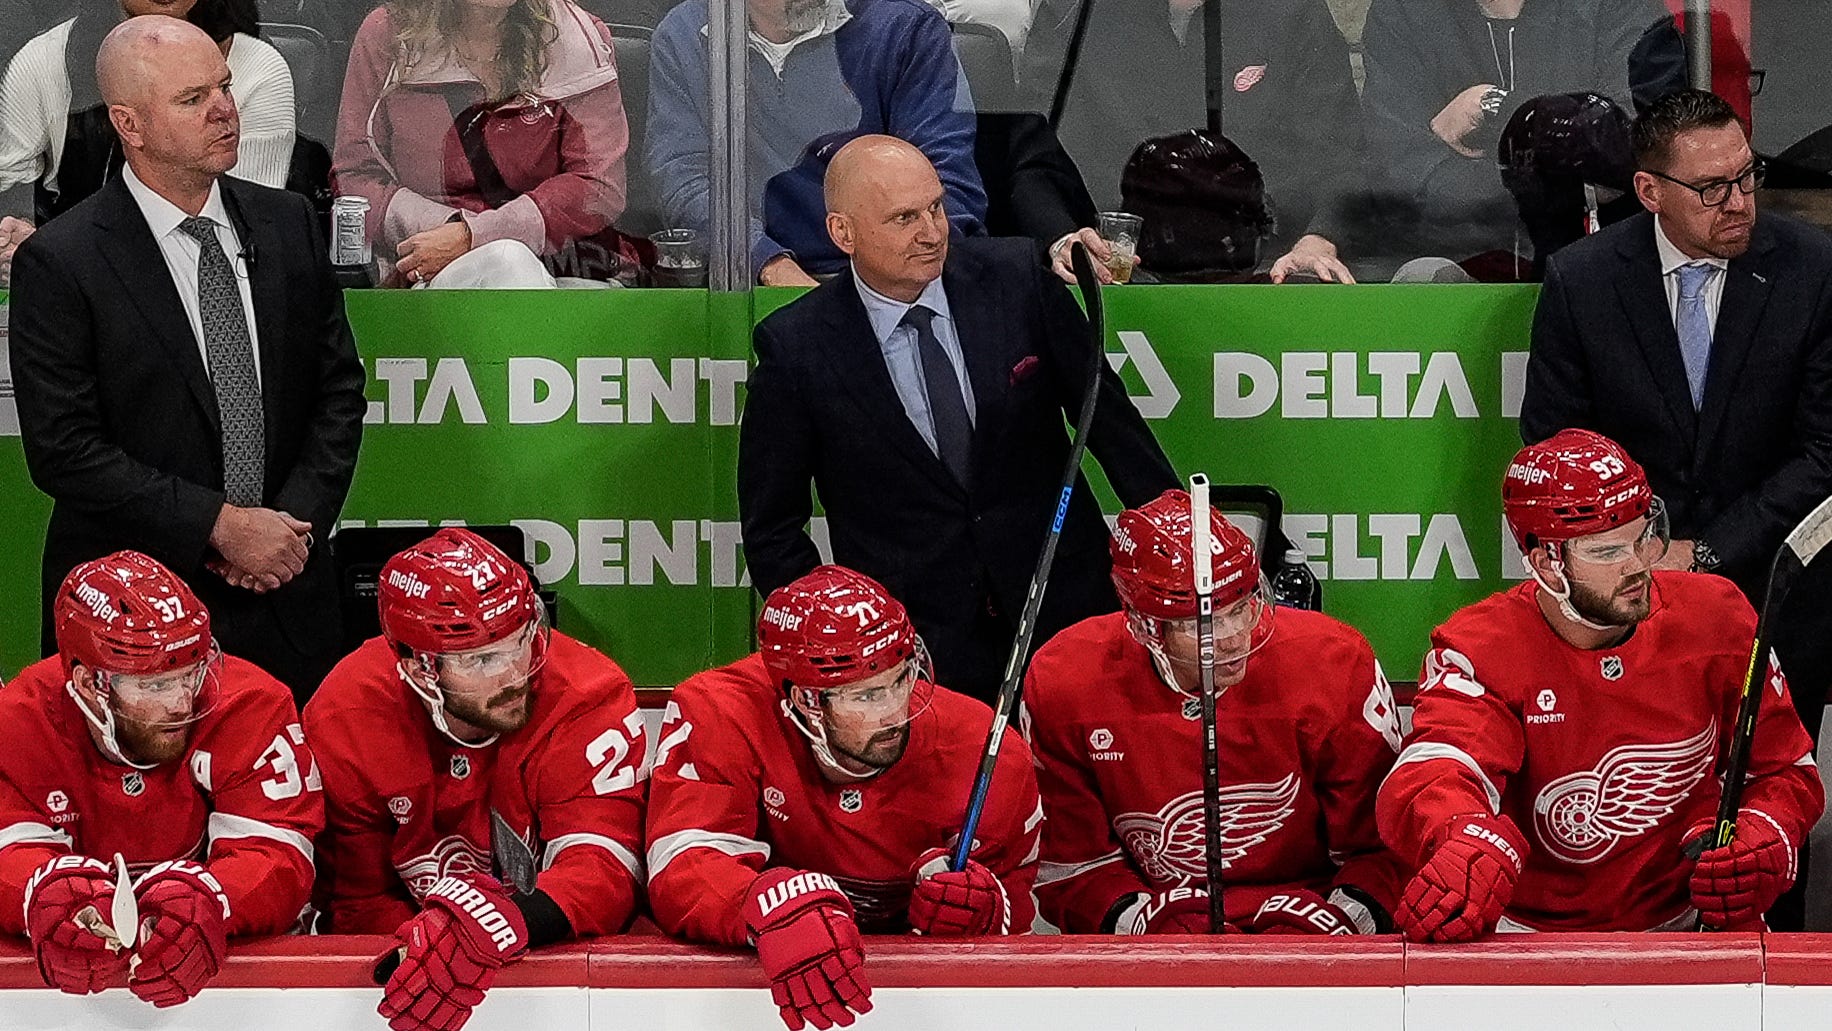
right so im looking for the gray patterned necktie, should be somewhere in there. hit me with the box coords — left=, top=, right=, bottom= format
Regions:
left=178, top=216, right=264, bottom=506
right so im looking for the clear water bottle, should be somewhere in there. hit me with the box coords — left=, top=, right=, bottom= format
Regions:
left=1272, top=547, right=1320, bottom=610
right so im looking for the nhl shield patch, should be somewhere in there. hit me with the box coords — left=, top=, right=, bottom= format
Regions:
left=121, top=772, right=145, bottom=797
left=1600, top=655, right=1624, bottom=681
left=839, top=789, right=863, bottom=814
left=1182, top=697, right=1201, bottom=721
left=450, top=755, right=472, bottom=780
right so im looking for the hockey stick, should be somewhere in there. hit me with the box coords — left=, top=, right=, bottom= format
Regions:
left=1189, top=475, right=1227, bottom=933
left=1690, top=494, right=1832, bottom=928
left=951, top=242, right=1108, bottom=872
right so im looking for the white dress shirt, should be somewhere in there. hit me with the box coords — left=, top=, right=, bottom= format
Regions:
left=1654, top=215, right=1728, bottom=337
left=854, top=269, right=976, bottom=457
left=122, top=162, right=262, bottom=387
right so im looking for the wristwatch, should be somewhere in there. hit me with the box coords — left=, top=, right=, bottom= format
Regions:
left=1691, top=538, right=1722, bottom=574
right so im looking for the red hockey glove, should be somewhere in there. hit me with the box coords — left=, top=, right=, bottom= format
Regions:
left=908, top=847, right=1008, bottom=936
left=1244, top=889, right=1361, bottom=935
left=378, top=874, right=529, bottom=1031
left=1687, top=811, right=1795, bottom=931
left=1397, top=814, right=1526, bottom=943
left=743, top=869, right=872, bottom=1031
left=1114, top=886, right=1237, bottom=934
left=23, top=856, right=130, bottom=994
left=128, top=861, right=231, bottom=1008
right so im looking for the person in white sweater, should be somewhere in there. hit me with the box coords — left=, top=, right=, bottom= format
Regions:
left=0, top=0, right=294, bottom=281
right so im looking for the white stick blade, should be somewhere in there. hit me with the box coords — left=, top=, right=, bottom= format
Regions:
left=111, top=853, right=138, bottom=950
left=1785, top=494, right=1832, bottom=567
left=1190, top=474, right=1213, bottom=592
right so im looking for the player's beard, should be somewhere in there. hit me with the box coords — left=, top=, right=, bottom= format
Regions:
left=113, top=711, right=192, bottom=765
left=830, top=723, right=910, bottom=771
left=782, top=0, right=824, bottom=33
left=443, top=680, right=534, bottom=735
left=1568, top=569, right=1654, bottom=627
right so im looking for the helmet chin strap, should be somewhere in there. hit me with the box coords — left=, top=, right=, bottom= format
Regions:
left=1531, top=546, right=1625, bottom=633
left=781, top=698, right=881, bottom=782
left=397, top=658, right=499, bottom=749
left=67, top=677, right=159, bottom=771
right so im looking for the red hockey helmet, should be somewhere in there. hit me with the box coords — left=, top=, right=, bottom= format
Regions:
left=378, top=528, right=540, bottom=656
left=759, top=565, right=917, bottom=689
left=54, top=551, right=221, bottom=766
left=1504, top=429, right=1654, bottom=552
left=1111, top=489, right=1262, bottom=618
left=56, top=551, right=213, bottom=681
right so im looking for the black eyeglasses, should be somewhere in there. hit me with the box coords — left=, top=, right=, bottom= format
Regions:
left=1643, top=159, right=1766, bottom=208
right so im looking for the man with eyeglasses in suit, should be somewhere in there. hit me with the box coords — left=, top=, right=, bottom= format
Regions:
left=1522, top=88, right=1832, bottom=929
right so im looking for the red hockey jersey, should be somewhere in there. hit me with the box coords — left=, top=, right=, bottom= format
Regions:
left=646, top=654, right=1042, bottom=945
left=0, top=655, right=322, bottom=938
left=1023, top=609, right=1407, bottom=932
left=1379, top=573, right=1824, bottom=931
left=305, top=632, right=647, bottom=937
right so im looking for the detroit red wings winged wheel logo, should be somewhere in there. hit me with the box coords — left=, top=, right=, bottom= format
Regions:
left=397, top=834, right=492, bottom=900
left=1113, top=774, right=1300, bottom=882
left=1531, top=721, right=1716, bottom=864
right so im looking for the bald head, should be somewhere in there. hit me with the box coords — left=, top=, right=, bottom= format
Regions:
left=823, top=136, right=940, bottom=217
left=98, top=15, right=239, bottom=210
left=823, top=135, right=950, bottom=302
left=97, top=16, right=217, bottom=108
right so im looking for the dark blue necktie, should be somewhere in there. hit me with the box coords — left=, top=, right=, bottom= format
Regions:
left=903, top=305, right=972, bottom=484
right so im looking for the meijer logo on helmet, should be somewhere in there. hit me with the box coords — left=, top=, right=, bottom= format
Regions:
left=760, top=606, right=802, bottom=632
left=387, top=570, right=433, bottom=599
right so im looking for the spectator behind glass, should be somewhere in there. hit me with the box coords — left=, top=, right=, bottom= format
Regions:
left=0, top=0, right=293, bottom=282
left=1020, top=0, right=1365, bottom=285
left=1361, top=0, right=1685, bottom=272
left=332, top=0, right=635, bottom=288
left=646, top=0, right=987, bottom=286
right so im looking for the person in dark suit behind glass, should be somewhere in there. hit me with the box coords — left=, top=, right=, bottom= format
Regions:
left=1522, top=90, right=1832, bottom=929
left=739, top=134, right=1178, bottom=702
left=8, top=15, right=365, bottom=702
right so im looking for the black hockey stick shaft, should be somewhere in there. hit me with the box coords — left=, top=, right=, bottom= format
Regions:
left=952, top=243, right=1107, bottom=872
left=1693, top=494, right=1832, bottom=929
left=1190, top=474, right=1227, bottom=932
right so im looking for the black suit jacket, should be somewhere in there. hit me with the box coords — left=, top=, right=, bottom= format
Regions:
left=9, top=173, right=367, bottom=672
left=1522, top=210, right=1832, bottom=708
left=739, top=236, right=1178, bottom=691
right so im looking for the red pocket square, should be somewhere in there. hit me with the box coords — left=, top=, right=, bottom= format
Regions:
left=1010, top=354, right=1041, bottom=384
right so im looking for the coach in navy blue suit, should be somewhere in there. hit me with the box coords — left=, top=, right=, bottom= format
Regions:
left=739, top=135, right=1178, bottom=702
left=1522, top=92, right=1832, bottom=928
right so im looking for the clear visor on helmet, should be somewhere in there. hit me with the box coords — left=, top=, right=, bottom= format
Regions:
left=791, top=640, right=936, bottom=737
left=1130, top=575, right=1277, bottom=682
left=95, top=639, right=224, bottom=732
left=416, top=597, right=551, bottom=695
left=1561, top=496, right=1671, bottom=568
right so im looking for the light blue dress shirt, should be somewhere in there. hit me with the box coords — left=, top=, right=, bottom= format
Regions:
left=853, top=270, right=977, bottom=457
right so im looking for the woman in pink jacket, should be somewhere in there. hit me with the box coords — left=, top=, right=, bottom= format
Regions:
left=332, top=0, right=638, bottom=287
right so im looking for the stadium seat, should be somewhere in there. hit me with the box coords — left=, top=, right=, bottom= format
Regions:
left=258, top=21, right=334, bottom=145
left=949, top=20, right=1015, bottom=113
left=603, top=23, right=662, bottom=238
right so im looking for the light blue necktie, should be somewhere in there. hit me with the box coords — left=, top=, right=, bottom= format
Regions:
left=1675, top=262, right=1716, bottom=411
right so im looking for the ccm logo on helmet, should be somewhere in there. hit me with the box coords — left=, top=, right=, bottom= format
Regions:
left=1505, top=463, right=1552, bottom=486
left=760, top=607, right=803, bottom=632
left=387, top=570, right=433, bottom=600
left=1602, top=486, right=1643, bottom=508
left=73, top=582, right=120, bottom=622
left=427, top=876, right=521, bottom=952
